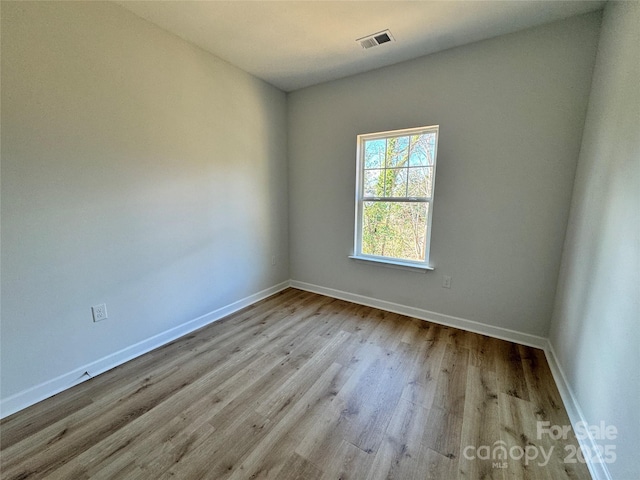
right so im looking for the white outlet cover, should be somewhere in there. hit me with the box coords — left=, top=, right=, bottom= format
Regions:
left=92, top=303, right=108, bottom=322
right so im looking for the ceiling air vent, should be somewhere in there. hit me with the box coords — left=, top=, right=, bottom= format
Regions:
left=357, top=29, right=394, bottom=50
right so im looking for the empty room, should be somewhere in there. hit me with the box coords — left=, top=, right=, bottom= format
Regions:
left=1, top=1, right=638, bottom=479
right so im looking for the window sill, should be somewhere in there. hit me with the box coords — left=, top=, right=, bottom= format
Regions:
left=349, top=255, right=434, bottom=273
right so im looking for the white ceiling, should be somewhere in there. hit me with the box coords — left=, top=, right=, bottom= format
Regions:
left=117, top=1, right=605, bottom=92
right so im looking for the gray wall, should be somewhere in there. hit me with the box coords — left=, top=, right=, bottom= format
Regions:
left=288, top=13, right=601, bottom=336
left=550, top=2, right=640, bottom=479
left=1, top=2, right=288, bottom=400
left=5, top=10, right=634, bottom=475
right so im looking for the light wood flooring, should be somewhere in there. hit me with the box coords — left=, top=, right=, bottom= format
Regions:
left=1, top=288, right=591, bottom=479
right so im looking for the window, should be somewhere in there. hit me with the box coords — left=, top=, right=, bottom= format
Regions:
left=352, top=125, right=439, bottom=270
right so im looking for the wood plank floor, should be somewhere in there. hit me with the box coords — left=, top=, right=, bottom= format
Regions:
left=1, top=288, right=591, bottom=479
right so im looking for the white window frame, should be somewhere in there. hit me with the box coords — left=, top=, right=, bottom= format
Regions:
left=351, top=125, right=439, bottom=271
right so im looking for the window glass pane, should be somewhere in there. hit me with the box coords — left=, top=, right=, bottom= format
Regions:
left=364, top=169, right=384, bottom=197
left=385, top=136, right=410, bottom=167
left=364, top=139, right=385, bottom=169
left=409, top=133, right=436, bottom=166
left=387, top=168, right=408, bottom=197
left=407, top=166, right=433, bottom=197
left=362, top=201, right=428, bottom=262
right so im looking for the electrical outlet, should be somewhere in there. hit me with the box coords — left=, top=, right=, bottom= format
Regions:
left=271, top=255, right=277, bottom=266
left=92, top=303, right=108, bottom=322
left=442, top=276, right=452, bottom=289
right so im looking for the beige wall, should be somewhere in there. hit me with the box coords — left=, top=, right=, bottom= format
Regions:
left=1, top=1, right=288, bottom=400
left=288, top=13, right=601, bottom=336
left=550, top=2, right=640, bottom=479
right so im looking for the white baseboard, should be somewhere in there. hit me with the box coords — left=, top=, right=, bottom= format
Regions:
left=289, top=280, right=547, bottom=349
left=543, top=341, right=613, bottom=480
left=0, top=281, right=290, bottom=419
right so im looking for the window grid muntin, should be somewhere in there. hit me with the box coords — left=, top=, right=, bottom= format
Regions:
left=362, top=134, right=434, bottom=202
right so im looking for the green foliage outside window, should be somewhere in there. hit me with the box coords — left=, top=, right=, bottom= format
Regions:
left=360, top=133, right=435, bottom=262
